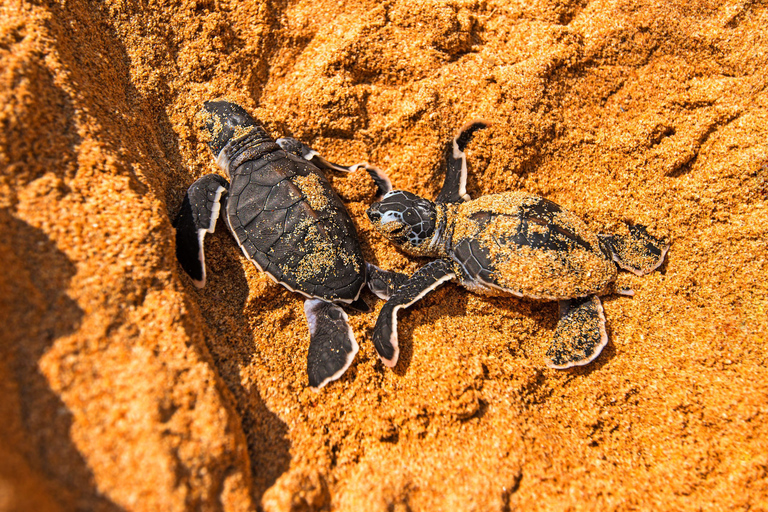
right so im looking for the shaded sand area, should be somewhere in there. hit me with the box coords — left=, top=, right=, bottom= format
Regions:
left=2, top=0, right=767, bottom=510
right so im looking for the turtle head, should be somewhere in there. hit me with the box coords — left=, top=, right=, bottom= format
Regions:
left=367, top=191, right=439, bottom=256
left=198, top=100, right=258, bottom=160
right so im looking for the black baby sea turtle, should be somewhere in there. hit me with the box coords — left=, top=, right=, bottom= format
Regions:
left=366, top=122, right=670, bottom=370
left=174, top=100, right=402, bottom=389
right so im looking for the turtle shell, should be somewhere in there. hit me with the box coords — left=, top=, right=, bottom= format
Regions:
left=447, top=192, right=617, bottom=300
left=225, top=135, right=365, bottom=302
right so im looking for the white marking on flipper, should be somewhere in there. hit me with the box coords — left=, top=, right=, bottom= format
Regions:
left=366, top=262, right=392, bottom=301
left=305, top=299, right=359, bottom=390
left=274, top=137, right=393, bottom=196
left=612, top=243, right=671, bottom=276
left=452, top=136, right=471, bottom=202
left=546, top=296, right=608, bottom=370
left=371, top=289, right=389, bottom=301
left=348, top=164, right=392, bottom=198
left=451, top=120, right=491, bottom=202
left=366, top=263, right=409, bottom=301
left=192, top=184, right=227, bottom=288
left=379, top=272, right=456, bottom=368
left=327, top=161, right=392, bottom=199
left=310, top=154, right=352, bottom=173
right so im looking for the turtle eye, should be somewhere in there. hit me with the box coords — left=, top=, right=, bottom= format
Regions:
left=367, top=210, right=381, bottom=223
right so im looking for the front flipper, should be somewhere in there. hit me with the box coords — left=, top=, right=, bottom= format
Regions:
left=599, top=225, right=670, bottom=276
left=435, top=120, right=490, bottom=204
left=546, top=296, right=608, bottom=369
left=305, top=299, right=359, bottom=390
left=174, top=174, right=229, bottom=288
left=366, top=263, right=409, bottom=301
left=372, top=259, right=456, bottom=368
left=275, top=137, right=392, bottom=198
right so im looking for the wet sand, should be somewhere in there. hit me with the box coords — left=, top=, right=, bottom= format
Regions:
left=1, top=0, right=767, bottom=510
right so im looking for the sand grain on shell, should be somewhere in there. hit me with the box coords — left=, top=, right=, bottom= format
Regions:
left=449, top=192, right=618, bottom=298
left=2, top=0, right=768, bottom=511
left=292, top=173, right=331, bottom=212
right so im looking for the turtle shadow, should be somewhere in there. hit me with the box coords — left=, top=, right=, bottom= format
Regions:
left=0, top=211, right=125, bottom=512
left=16, top=0, right=291, bottom=505
left=388, top=284, right=622, bottom=380
left=183, top=227, right=293, bottom=500
left=389, top=284, right=470, bottom=377
left=553, top=294, right=624, bottom=377
left=583, top=294, right=628, bottom=371
left=40, top=0, right=290, bottom=500
left=468, top=294, right=620, bottom=373
left=44, top=0, right=294, bottom=501
left=558, top=337, right=618, bottom=378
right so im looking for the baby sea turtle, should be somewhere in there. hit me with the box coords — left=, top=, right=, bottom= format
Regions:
left=366, top=121, right=670, bottom=370
left=174, top=100, right=400, bottom=389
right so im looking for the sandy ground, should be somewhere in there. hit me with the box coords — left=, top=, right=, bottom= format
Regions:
left=1, top=0, right=767, bottom=510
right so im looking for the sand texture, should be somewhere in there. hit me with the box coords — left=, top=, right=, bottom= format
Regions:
left=1, top=0, right=767, bottom=510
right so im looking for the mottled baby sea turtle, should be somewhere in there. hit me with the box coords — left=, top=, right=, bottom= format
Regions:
left=366, top=122, right=670, bottom=370
left=174, top=100, right=400, bottom=389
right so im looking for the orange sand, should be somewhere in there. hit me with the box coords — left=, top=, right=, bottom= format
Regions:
left=1, top=0, right=767, bottom=510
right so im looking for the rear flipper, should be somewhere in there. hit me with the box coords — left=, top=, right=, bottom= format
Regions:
left=546, top=296, right=608, bottom=369
left=346, top=296, right=371, bottom=313
left=372, top=259, right=456, bottom=368
left=174, top=174, right=229, bottom=288
left=600, top=225, right=670, bottom=276
left=276, top=137, right=392, bottom=198
left=305, top=299, right=359, bottom=390
left=366, top=263, right=409, bottom=301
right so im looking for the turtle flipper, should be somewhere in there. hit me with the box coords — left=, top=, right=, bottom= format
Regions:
left=546, top=296, right=608, bottom=369
left=600, top=225, right=670, bottom=276
left=174, top=174, right=230, bottom=288
left=275, top=137, right=392, bottom=198
left=435, top=120, right=490, bottom=204
left=305, top=299, right=359, bottom=390
left=372, top=259, right=456, bottom=368
left=366, top=263, right=409, bottom=300
left=346, top=296, right=371, bottom=313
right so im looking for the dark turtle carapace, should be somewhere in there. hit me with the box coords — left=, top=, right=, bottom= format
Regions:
left=366, top=121, right=670, bottom=370
left=173, top=100, right=402, bottom=389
